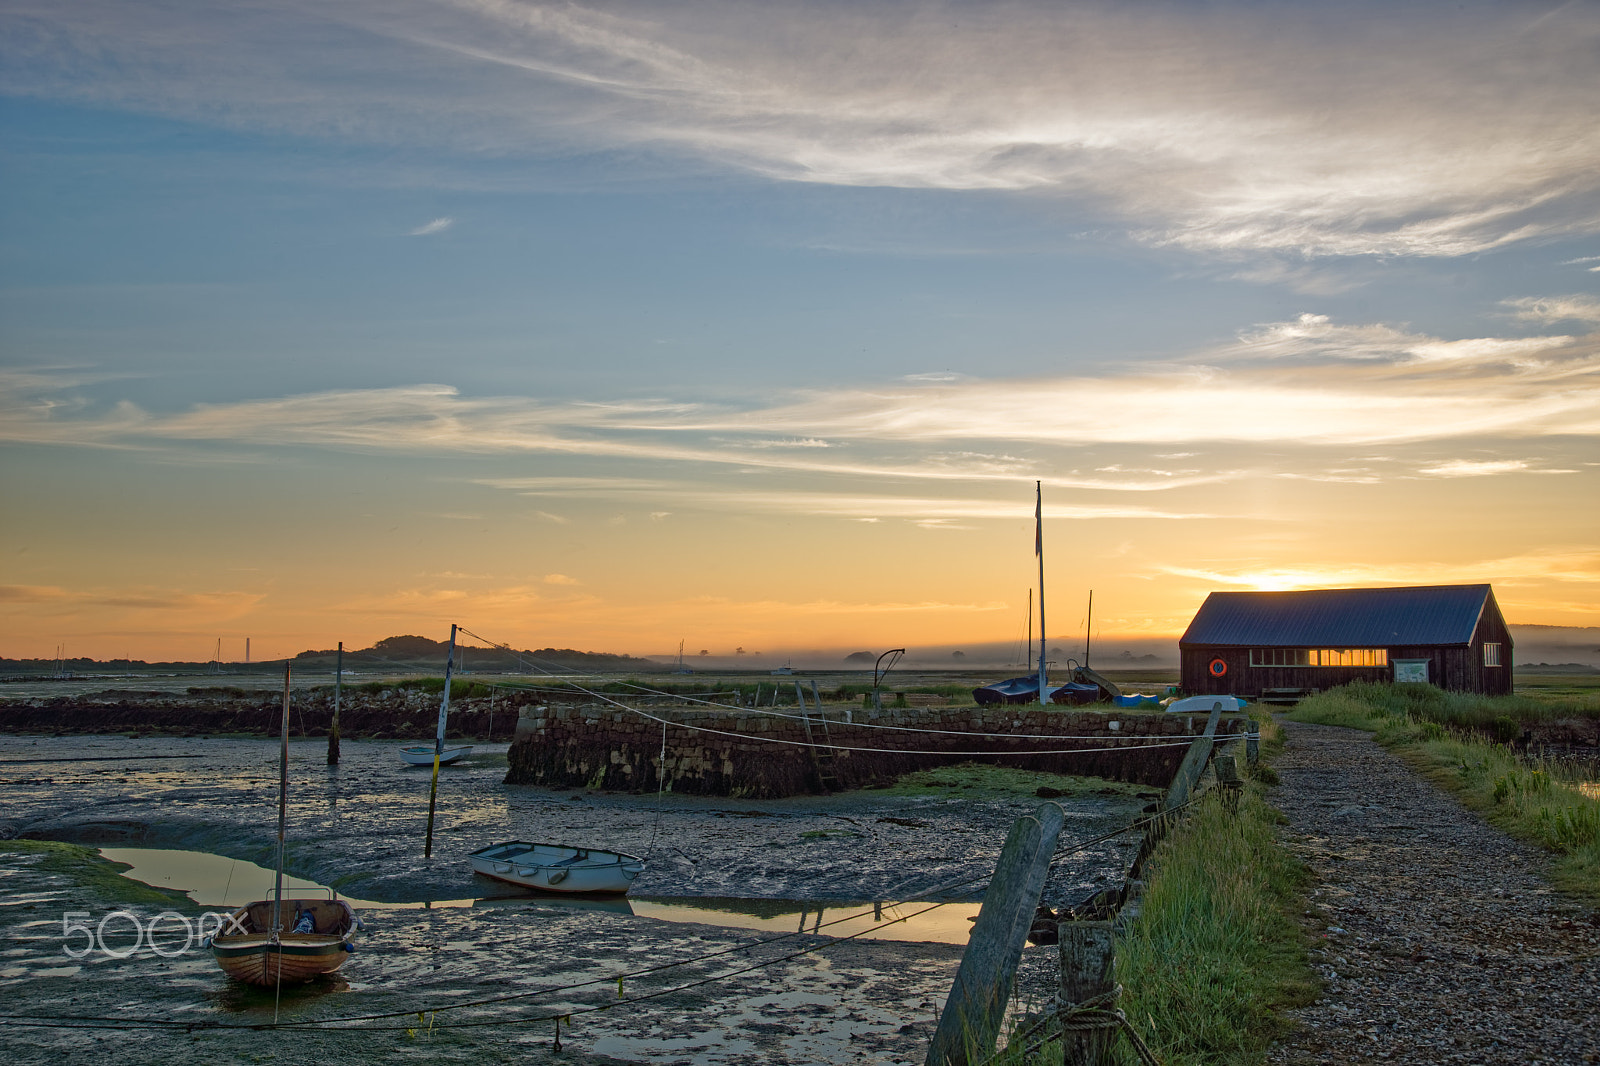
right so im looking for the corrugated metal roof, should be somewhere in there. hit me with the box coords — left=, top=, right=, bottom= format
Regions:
left=1179, top=584, right=1494, bottom=648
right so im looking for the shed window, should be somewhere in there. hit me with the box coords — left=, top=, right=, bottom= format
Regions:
left=1250, top=648, right=1388, bottom=667
left=1483, top=643, right=1502, bottom=667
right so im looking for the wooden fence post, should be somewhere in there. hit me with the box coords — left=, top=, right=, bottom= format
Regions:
left=1059, top=920, right=1116, bottom=1066
left=1214, top=753, right=1242, bottom=812
left=926, top=802, right=1066, bottom=1066
left=1162, top=702, right=1224, bottom=811
left=1246, top=726, right=1260, bottom=768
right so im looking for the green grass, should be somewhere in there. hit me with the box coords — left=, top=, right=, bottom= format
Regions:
left=1288, top=681, right=1600, bottom=905
left=989, top=770, right=1313, bottom=1066
left=0, top=839, right=201, bottom=909
left=1287, top=679, right=1599, bottom=738
left=1111, top=783, right=1315, bottom=1064
left=876, top=761, right=1158, bottom=801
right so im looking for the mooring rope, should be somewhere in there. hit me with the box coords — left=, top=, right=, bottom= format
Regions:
left=993, top=985, right=1164, bottom=1066
left=455, top=625, right=1233, bottom=745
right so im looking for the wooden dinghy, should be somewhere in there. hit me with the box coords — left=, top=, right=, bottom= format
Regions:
left=469, top=841, right=645, bottom=895
left=207, top=897, right=356, bottom=986
left=400, top=744, right=473, bottom=766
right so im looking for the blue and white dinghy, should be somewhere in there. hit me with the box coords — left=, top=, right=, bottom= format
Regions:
left=469, top=841, right=646, bottom=895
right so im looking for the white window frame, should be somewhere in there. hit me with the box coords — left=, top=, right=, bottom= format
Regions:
left=1483, top=643, right=1501, bottom=667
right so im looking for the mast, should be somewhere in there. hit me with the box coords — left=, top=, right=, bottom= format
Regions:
left=1036, top=481, right=1048, bottom=706
left=424, top=624, right=457, bottom=859
left=328, top=641, right=342, bottom=765
left=1025, top=589, right=1032, bottom=668
left=1085, top=590, right=1093, bottom=670
left=272, top=662, right=290, bottom=935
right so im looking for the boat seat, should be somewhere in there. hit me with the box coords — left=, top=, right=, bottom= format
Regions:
left=549, top=851, right=590, bottom=867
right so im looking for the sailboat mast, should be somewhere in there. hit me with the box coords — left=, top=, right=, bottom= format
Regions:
left=1085, top=590, right=1093, bottom=669
left=272, top=662, right=290, bottom=935
left=1036, top=481, right=1048, bottom=706
left=424, top=623, right=457, bottom=859
left=1025, top=588, right=1032, bottom=667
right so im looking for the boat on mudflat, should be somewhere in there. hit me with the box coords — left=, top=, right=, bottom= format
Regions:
left=207, top=897, right=356, bottom=986
left=469, top=841, right=646, bottom=895
left=400, top=744, right=473, bottom=765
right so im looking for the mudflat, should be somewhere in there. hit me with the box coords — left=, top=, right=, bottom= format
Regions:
left=0, top=734, right=1151, bottom=1065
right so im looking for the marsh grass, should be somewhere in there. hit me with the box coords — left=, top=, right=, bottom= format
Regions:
left=985, top=779, right=1313, bottom=1066
left=1112, top=784, right=1315, bottom=1065
left=1289, top=682, right=1600, bottom=904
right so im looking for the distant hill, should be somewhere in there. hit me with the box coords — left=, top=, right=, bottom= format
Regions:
left=292, top=636, right=659, bottom=672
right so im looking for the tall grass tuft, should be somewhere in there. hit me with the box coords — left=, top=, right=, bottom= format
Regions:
left=1112, top=785, right=1315, bottom=1065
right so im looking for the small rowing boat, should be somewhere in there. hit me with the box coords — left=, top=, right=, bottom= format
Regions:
left=207, top=896, right=356, bottom=986
left=400, top=744, right=473, bottom=765
left=207, top=663, right=359, bottom=986
left=469, top=841, right=645, bottom=895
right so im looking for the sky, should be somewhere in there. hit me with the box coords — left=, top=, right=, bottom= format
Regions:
left=1, top=0, right=1598, bottom=663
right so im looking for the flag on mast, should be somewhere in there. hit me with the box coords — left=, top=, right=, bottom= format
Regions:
left=1034, top=485, right=1042, bottom=556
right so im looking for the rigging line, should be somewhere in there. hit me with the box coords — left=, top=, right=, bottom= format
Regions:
left=458, top=622, right=1232, bottom=745
left=2, top=802, right=1199, bottom=1033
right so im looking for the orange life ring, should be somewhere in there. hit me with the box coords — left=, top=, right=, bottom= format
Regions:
left=1208, top=658, right=1228, bottom=678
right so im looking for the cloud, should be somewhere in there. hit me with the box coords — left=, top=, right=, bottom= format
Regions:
left=1503, top=295, right=1600, bottom=326
left=542, top=573, right=581, bottom=585
left=5, top=1, right=1599, bottom=257
left=1415, top=459, right=1531, bottom=478
left=5, top=314, right=1599, bottom=479
left=1158, top=549, right=1600, bottom=593
left=407, top=216, right=454, bottom=236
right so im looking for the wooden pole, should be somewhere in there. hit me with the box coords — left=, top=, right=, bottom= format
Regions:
left=1036, top=481, right=1048, bottom=706
left=327, top=641, right=342, bottom=765
left=1163, top=701, right=1224, bottom=812
left=424, top=624, right=457, bottom=859
left=927, top=802, right=1066, bottom=1066
left=272, top=663, right=291, bottom=936
left=1059, top=921, right=1117, bottom=1066
left=1246, top=726, right=1260, bottom=768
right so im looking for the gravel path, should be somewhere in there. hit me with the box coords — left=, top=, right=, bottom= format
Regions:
left=1268, top=721, right=1600, bottom=1065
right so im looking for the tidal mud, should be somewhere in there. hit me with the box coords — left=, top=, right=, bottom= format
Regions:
left=1, top=733, right=1153, bottom=1065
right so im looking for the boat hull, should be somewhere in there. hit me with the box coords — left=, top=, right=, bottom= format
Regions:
left=211, top=935, right=352, bottom=986
left=469, top=841, right=645, bottom=896
left=399, top=744, right=473, bottom=765
left=208, top=898, right=356, bottom=986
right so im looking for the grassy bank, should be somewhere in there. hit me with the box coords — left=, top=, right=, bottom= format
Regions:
left=1288, top=682, right=1600, bottom=904
left=1112, top=774, right=1314, bottom=1065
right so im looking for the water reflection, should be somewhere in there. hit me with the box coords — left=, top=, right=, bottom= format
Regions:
left=103, top=847, right=978, bottom=942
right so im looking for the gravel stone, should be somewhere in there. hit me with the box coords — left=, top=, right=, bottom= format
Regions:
left=1268, top=721, right=1600, bottom=1065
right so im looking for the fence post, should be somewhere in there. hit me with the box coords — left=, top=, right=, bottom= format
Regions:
left=1246, top=726, right=1260, bottom=768
left=1162, top=702, right=1224, bottom=811
left=926, top=803, right=1066, bottom=1066
left=1214, top=753, right=1242, bottom=812
left=1059, top=920, right=1117, bottom=1066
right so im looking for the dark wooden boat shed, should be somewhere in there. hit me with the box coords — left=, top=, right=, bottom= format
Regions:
left=1179, top=584, right=1513, bottom=698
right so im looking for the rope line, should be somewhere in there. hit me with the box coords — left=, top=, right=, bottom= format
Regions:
left=455, top=625, right=1235, bottom=745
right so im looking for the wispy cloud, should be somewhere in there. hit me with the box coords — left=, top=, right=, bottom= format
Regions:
left=5, top=2, right=1598, bottom=257
left=1158, top=549, right=1600, bottom=592
left=1416, top=459, right=1534, bottom=478
left=408, top=216, right=454, bottom=236
left=5, top=314, right=1598, bottom=473
left=1503, top=295, right=1600, bottom=326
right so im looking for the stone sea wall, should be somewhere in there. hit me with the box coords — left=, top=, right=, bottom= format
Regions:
left=506, top=704, right=1245, bottom=798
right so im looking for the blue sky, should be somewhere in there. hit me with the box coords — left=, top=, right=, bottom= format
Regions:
left=2, top=0, right=1597, bottom=659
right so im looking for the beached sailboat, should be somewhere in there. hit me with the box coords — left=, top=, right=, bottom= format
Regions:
left=206, top=663, right=356, bottom=986
left=469, top=841, right=646, bottom=895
